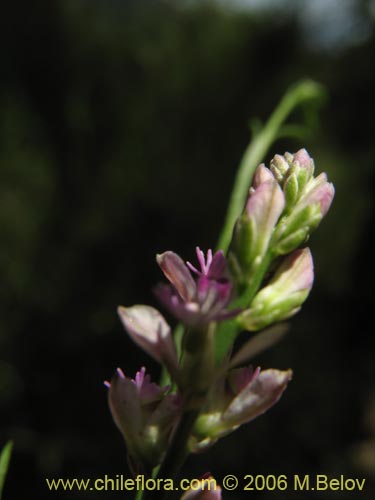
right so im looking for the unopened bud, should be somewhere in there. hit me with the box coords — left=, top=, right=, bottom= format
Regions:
left=239, top=248, right=314, bottom=331
left=229, top=178, right=285, bottom=284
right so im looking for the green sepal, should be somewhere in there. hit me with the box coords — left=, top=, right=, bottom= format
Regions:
left=213, top=317, right=241, bottom=365
left=296, top=163, right=310, bottom=192
left=228, top=213, right=256, bottom=286
left=283, top=172, right=299, bottom=208
left=273, top=203, right=321, bottom=255
left=274, top=227, right=310, bottom=255
left=239, top=289, right=309, bottom=331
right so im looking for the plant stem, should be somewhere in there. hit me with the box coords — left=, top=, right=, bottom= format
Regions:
left=213, top=251, right=273, bottom=364
left=216, top=80, right=324, bottom=254
left=143, top=409, right=200, bottom=500
left=135, top=488, right=144, bottom=500
left=237, top=251, right=273, bottom=308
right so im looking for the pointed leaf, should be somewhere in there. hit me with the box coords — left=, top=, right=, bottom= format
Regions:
left=0, top=441, right=13, bottom=500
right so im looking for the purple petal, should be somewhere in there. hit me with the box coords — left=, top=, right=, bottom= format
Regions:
left=196, top=277, right=232, bottom=318
left=223, top=369, right=292, bottom=427
left=157, top=251, right=196, bottom=302
left=207, top=250, right=227, bottom=279
left=154, top=283, right=200, bottom=325
left=107, top=370, right=142, bottom=440
left=228, top=366, right=261, bottom=394
left=133, top=366, right=165, bottom=404
left=148, top=393, right=182, bottom=428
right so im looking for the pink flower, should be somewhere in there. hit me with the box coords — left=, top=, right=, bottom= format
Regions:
left=105, top=367, right=180, bottom=470
left=155, top=247, right=237, bottom=327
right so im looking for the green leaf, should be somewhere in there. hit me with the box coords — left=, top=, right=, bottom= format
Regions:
left=0, top=441, right=13, bottom=500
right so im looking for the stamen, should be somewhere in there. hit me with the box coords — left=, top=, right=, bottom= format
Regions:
left=187, top=247, right=214, bottom=276
left=186, top=260, right=200, bottom=275
left=206, top=249, right=213, bottom=270
left=117, top=367, right=125, bottom=379
left=196, top=246, right=206, bottom=273
left=134, top=366, right=146, bottom=386
left=103, top=381, right=111, bottom=388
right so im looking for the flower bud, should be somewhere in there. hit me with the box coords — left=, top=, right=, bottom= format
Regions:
left=105, top=367, right=180, bottom=470
left=270, top=149, right=314, bottom=187
left=298, top=172, right=335, bottom=217
left=270, top=153, right=291, bottom=183
left=273, top=204, right=322, bottom=255
left=229, top=176, right=285, bottom=284
left=190, top=367, right=292, bottom=450
left=252, top=163, right=274, bottom=187
left=239, top=248, right=314, bottom=331
left=155, top=248, right=235, bottom=327
left=268, top=150, right=334, bottom=255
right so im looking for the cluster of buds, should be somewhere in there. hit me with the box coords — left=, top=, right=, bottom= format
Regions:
left=229, top=149, right=334, bottom=330
left=105, top=149, right=334, bottom=482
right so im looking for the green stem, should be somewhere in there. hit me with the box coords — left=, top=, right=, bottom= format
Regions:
left=214, top=251, right=273, bottom=364
left=143, top=409, right=200, bottom=500
left=237, top=251, right=273, bottom=308
left=216, top=79, right=324, bottom=253
left=135, top=488, right=144, bottom=500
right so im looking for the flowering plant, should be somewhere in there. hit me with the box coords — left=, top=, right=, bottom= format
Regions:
left=104, top=81, right=334, bottom=499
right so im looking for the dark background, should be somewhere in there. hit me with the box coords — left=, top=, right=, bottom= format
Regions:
left=0, top=0, right=373, bottom=498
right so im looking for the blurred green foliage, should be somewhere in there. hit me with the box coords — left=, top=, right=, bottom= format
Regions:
left=0, top=1, right=373, bottom=498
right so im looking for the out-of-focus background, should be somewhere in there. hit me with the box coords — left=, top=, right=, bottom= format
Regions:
left=0, top=0, right=373, bottom=498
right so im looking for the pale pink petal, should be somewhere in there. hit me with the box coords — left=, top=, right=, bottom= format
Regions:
left=246, top=180, right=285, bottom=254
left=117, top=305, right=178, bottom=373
left=270, top=247, right=314, bottom=293
left=223, top=369, right=292, bottom=427
left=299, top=173, right=335, bottom=216
left=107, top=370, right=142, bottom=442
left=252, top=163, right=274, bottom=188
left=293, top=148, right=313, bottom=174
